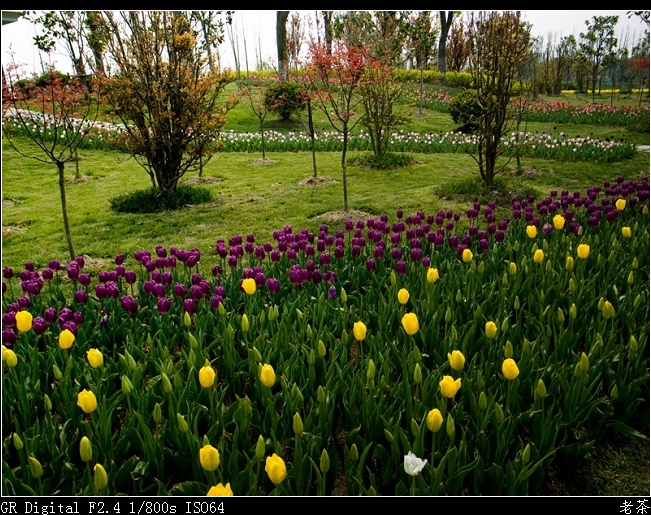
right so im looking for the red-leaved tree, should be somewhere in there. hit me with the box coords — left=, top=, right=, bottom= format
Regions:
left=306, top=42, right=371, bottom=212
left=2, top=61, right=100, bottom=259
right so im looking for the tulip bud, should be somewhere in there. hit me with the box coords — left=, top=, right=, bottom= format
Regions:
left=53, top=364, right=63, bottom=381
left=445, top=307, right=452, bottom=323
left=13, top=433, right=23, bottom=451
left=504, top=340, right=513, bottom=359
left=318, top=340, right=327, bottom=358
left=479, top=391, right=487, bottom=410
left=536, top=378, right=547, bottom=399
left=477, top=370, right=485, bottom=389
left=174, top=374, right=183, bottom=390
left=293, top=412, right=304, bottom=436
left=612, top=285, right=619, bottom=298
left=296, top=308, right=304, bottom=320
left=243, top=395, right=253, bottom=416
left=80, top=436, right=93, bottom=462
left=320, top=448, right=330, bottom=474
left=340, top=288, right=347, bottom=303
left=446, top=414, right=455, bottom=438
left=523, top=338, right=531, bottom=354
left=28, top=457, right=43, bottom=479
left=450, top=325, right=457, bottom=343
left=184, top=311, right=192, bottom=328
left=306, top=324, right=313, bottom=339
left=308, top=349, right=316, bottom=366
left=176, top=413, right=189, bottom=433
left=628, top=271, right=634, bottom=285
left=413, top=363, right=422, bottom=385
left=252, top=346, right=262, bottom=362
left=514, top=296, right=520, bottom=311
left=579, top=352, right=589, bottom=373
left=411, top=345, right=421, bottom=363
left=33, top=379, right=40, bottom=393
left=557, top=308, right=565, bottom=324
left=161, top=372, right=172, bottom=394
left=188, top=333, right=198, bottom=349
left=164, top=359, right=174, bottom=376
left=478, top=261, right=485, bottom=274
left=509, top=262, right=517, bottom=276
left=317, top=385, right=326, bottom=404
left=218, top=302, right=226, bottom=316
left=494, top=403, right=504, bottom=422
left=125, top=351, right=136, bottom=372
left=565, top=255, right=574, bottom=271
left=543, top=239, right=549, bottom=251
left=513, top=240, right=520, bottom=253
left=598, top=297, right=605, bottom=311
left=390, top=271, right=397, bottom=286
left=256, top=435, right=266, bottom=459
left=607, top=250, right=616, bottom=264
left=153, top=402, right=162, bottom=424
left=546, top=325, right=552, bottom=338
left=44, top=394, right=52, bottom=412
left=411, top=417, right=420, bottom=438
left=94, top=464, right=108, bottom=491
left=501, top=317, right=509, bottom=333
left=383, top=428, right=394, bottom=443
left=367, top=359, right=376, bottom=381
left=259, top=310, right=266, bottom=324
left=574, top=362, right=583, bottom=377
left=630, top=335, right=638, bottom=353
left=292, top=383, right=304, bottom=406
left=241, top=314, right=249, bottom=333
left=350, top=443, right=359, bottom=463
left=610, top=384, right=618, bottom=400
left=634, top=293, right=643, bottom=309
left=454, top=290, right=461, bottom=304
left=502, top=273, right=508, bottom=287
left=522, top=443, right=531, bottom=464
left=569, top=303, right=577, bottom=320
left=121, top=375, right=133, bottom=396
left=632, top=257, right=639, bottom=270
left=540, top=290, right=546, bottom=303
left=545, top=260, right=552, bottom=273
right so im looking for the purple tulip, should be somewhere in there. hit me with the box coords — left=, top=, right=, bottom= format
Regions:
left=78, top=274, right=91, bottom=287
left=366, top=259, right=376, bottom=273
left=495, top=230, right=505, bottom=243
left=174, top=284, right=187, bottom=298
left=75, top=256, right=85, bottom=269
left=396, top=261, right=407, bottom=275
left=73, top=311, right=84, bottom=325
left=24, top=261, right=35, bottom=272
left=271, top=250, right=281, bottom=263
left=157, top=298, right=171, bottom=314
left=62, top=321, right=77, bottom=336
left=3, top=328, right=17, bottom=345
left=67, top=265, right=79, bottom=281
left=43, top=307, right=57, bottom=324
left=479, top=239, right=489, bottom=253
left=183, top=298, right=196, bottom=314
left=448, top=235, right=459, bottom=249
left=106, top=282, right=120, bottom=299
left=3, top=267, right=13, bottom=280
left=74, top=290, right=88, bottom=305
left=266, top=278, right=280, bottom=294
left=2, top=312, right=15, bottom=328
left=124, top=271, right=136, bottom=285
left=115, top=253, right=124, bottom=265
left=334, top=246, right=344, bottom=259
left=422, top=257, right=431, bottom=268
left=33, top=317, right=47, bottom=334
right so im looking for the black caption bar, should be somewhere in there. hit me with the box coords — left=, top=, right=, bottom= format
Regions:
left=1, top=497, right=649, bottom=511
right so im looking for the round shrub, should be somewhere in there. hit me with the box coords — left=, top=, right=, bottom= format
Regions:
left=109, top=185, right=212, bottom=213
left=449, top=89, right=482, bottom=126
left=264, top=81, right=309, bottom=121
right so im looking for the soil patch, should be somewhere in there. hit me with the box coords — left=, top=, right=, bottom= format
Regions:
left=250, top=158, right=277, bottom=166
left=312, top=210, right=375, bottom=226
left=298, top=176, right=336, bottom=187
left=183, top=176, right=222, bottom=185
left=64, top=174, right=92, bottom=184
left=2, top=225, right=26, bottom=237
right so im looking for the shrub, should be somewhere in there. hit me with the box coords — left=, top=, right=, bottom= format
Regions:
left=449, top=89, right=481, bottom=126
left=109, top=185, right=212, bottom=213
left=348, top=152, right=415, bottom=170
left=264, top=81, right=309, bottom=121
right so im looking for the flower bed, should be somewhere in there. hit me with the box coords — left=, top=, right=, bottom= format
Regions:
left=2, top=177, right=649, bottom=495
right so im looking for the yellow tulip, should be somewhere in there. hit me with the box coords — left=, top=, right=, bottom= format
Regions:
left=265, top=453, right=287, bottom=485
left=199, top=444, right=220, bottom=472
left=86, top=349, right=104, bottom=369
left=427, top=267, right=439, bottom=284
left=577, top=244, right=590, bottom=259
left=260, top=364, right=276, bottom=388
left=448, top=350, right=465, bottom=371
left=485, top=321, right=497, bottom=339
left=241, top=278, right=256, bottom=295
left=15, top=310, right=33, bottom=333
left=462, top=248, right=473, bottom=263
left=199, top=365, right=216, bottom=388
left=622, top=227, right=631, bottom=239
left=615, top=198, right=626, bottom=211
left=2, top=346, right=18, bottom=368
left=59, top=329, right=75, bottom=349
left=526, top=225, right=537, bottom=239
left=502, top=358, right=519, bottom=380
left=353, top=321, right=367, bottom=341
left=426, top=408, right=443, bottom=432
left=401, top=312, right=419, bottom=336
left=398, top=288, right=410, bottom=305
left=553, top=214, right=565, bottom=230
left=565, top=255, right=574, bottom=271
left=93, top=463, right=108, bottom=491
left=509, top=262, right=517, bottom=276
left=533, top=249, right=544, bottom=264
left=80, top=436, right=93, bottom=462
left=77, top=389, right=97, bottom=414
left=439, top=375, right=461, bottom=398
left=207, top=483, right=233, bottom=496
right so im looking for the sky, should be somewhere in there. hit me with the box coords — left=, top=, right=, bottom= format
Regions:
left=1, top=10, right=647, bottom=76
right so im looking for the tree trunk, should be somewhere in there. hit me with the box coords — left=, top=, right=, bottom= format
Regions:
left=438, top=11, right=453, bottom=76
left=57, top=160, right=76, bottom=260
left=260, top=118, right=266, bottom=160
left=419, top=68, right=424, bottom=115
left=277, top=11, right=290, bottom=80
left=341, top=127, right=349, bottom=212
left=323, top=11, right=333, bottom=55
left=308, top=100, right=318, bottom=177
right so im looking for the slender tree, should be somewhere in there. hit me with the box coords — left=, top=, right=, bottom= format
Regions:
left=277, top=11, right=290, bottom=80
left=579, top=15, right=619, bottom=102
left=2, top=61, right=101, bottom=259
left=438, top=11, right=454, bottom=75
